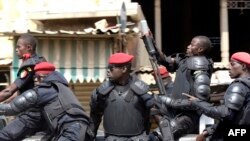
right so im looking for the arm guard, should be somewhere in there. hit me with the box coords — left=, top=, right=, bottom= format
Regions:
left=156, top=95, right=192, bottom=110
left=193, top=71, right=211, bottom=100
left=224, top=83, right=245, bottom=110
left=89, top=110, right=103, bottom=137
left=192, top=99, right=233, bottom=119
left=89, top=90, right=104, bottom=137
left=0, top=89, right=38, bottom=116
left=187, top=56, right=211, bottom=101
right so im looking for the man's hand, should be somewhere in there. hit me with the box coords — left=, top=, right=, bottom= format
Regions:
left=154, top=94, right=165, bottom=104
left=0, top=83, right=18, bottom=102
left=3, top=92, right=19, bottom=103
left=196, top=131, right=208, bottom=141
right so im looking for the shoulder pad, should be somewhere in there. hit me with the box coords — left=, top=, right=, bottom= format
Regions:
left=97, top=80, right=114, bottom=95
left=186, top=56, right=210, bottom=71
left=130, top=80, right=149, bottom=95
left=224, top=83, right=245, bottom=110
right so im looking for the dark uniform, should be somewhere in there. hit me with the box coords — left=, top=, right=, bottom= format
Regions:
left=0, top=62, right=91, bottom=141
left=191, top=52, right=250, bottom=140
left=149, top=66, right=174, bottom=141
left=156, top=53, right=213, bottom=139
left=89, top=53, right=154, bottom=141
left=0, top=53, right=47, bottom=141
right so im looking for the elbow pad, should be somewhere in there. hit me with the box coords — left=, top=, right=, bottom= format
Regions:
left=194, top=71, right=211, bottom=100
left=0, top=89, right=38, bottom=116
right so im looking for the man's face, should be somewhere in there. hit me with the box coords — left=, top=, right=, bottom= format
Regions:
left=33, top=74, right=46, bottom=86
left=107, top=64, right=125, bottom=82
left=229, top=59, right=244, bottom=79
left=186, top=38, right=202, bottom=56
left=16, top=39, right=30, bottom=59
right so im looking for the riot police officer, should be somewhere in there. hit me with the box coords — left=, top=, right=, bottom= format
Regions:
left=89, top=53, right=154, bottom=141
left=0, top=62, right=92, bottom=141
left=155, top=35, right=213, bottom=140
left=152, top=65, right=173, bottom=94
left=190, top=52, right=250, bottom=140
left=0, top=33, right=47, bottom=140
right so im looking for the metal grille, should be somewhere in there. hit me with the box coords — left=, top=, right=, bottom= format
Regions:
left=228, top=0, right=250, bottom=9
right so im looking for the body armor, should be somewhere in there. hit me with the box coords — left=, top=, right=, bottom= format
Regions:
left=91, top=76, right=151, bottom=136
left=42, top=82, right=89, bottom=131
left=171, top=56, right=212, bottom=100
left=103, top=79, right=150, bottom=136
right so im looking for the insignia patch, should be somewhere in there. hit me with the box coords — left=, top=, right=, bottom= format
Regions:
left=20, top=70, right=28, bottom=79
left=26, top=67, right=32, bottom=72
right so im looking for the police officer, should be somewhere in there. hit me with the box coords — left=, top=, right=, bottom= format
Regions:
left=154, top=66, right=173, bottom=94
left=190, top=52, right=250, bottom=140
left=0, top=62, right=91, bottom=141
left=89, top=53, right=154, bottom=141
left=0, top=33, right=47, bottom=140
left=155, top=35, right=213, bottom=140
left=149, top=66, right=174, bottom=141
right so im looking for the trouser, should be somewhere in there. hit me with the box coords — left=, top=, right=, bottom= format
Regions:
left=0, top=109, right=45, bottom=141
left=105, top=131, right=149, bottom=141
left=52, top=121, right=91, bottom=141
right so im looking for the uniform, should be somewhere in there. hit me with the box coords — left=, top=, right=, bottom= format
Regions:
left=191, top=52, right=250, bottom=140
left=89, top=53, right=154, bottom=141
left=0, top=62, right=92, bottom=141
left=156, top=53, right=213, bottom=139
left=0, top=53, right=47, bottom=141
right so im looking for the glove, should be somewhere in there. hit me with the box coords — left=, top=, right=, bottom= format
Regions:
left=156, top=95, right=191, bottom=108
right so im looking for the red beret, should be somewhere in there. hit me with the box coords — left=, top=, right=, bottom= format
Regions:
left=159, top=66, right=170, bottom=78
left=34, top=62, right=55, bottom=75
left=109, top=53, right=134, bottom=64
left=152, top=66, right=170, bottom=78
left=231, top=52, right=250, bottom=66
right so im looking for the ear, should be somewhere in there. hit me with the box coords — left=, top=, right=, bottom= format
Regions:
left=241, top=63, right=247, bottom=71
left=122, top=66, right=128, bottom=73
left=26, top=44, right=32, bottom=52
left=198, top=47, right=204, bottom=54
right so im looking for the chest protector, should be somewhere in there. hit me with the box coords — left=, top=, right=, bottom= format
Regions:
left=103, top=81, right=148, bottom=136
left=42, top=82, right=89, bottom=131
left=232, top=77, right=250, bottom=125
